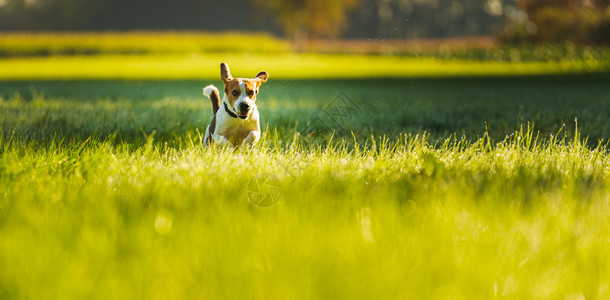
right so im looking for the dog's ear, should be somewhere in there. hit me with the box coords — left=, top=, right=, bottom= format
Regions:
left=220, top=62, right=233, bottom=82
left=255, top=71, right=268, bottom=85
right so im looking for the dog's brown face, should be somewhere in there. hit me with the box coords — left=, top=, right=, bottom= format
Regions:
left=221, top=63, right=268, bottom=119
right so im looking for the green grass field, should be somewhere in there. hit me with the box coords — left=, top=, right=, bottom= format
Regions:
left=2, top=75, right=610, bottom=299
left=1, top=33, right=610, bottom=299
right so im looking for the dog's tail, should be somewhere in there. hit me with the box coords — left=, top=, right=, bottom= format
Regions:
left=203, top=85, right=221, bottom=115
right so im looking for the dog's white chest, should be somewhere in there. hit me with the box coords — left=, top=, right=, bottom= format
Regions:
left=215, top=109, right=260, bottom=144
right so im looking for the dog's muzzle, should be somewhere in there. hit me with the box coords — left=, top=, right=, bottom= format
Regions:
left=238, top=102, right=251, bottom=119
left=224, top=101, right=249, bottom=119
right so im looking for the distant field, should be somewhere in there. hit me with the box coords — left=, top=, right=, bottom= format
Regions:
left=1, top=32, right=609, bottom=62
left=0, top=32, right=290, bottom=56
left=0, top=32, right=608, bottom=80
left=1, top=75, right=610, bottom=298
left=0, top=53, right=608, bottom=80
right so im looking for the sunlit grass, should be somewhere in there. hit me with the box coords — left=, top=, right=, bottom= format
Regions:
left=0, top=53, right=608, bottom=80
left=0, top=77, right=609, bottom=298
left=0, top=31, right=290, bottom=56
left=1, top=32, right=608, bottom=63
left=0, top=32, right=607, bottom=80
left=0, top=126, right=609, bottom=299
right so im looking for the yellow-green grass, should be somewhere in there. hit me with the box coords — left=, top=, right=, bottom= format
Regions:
left=1, top=32, right=608, bottom=80
left=1, top=126, right=610, bottom=299
left=0, top=53, right=608, bottom=80
left=1, top=32, right=609, bottom=63
left=0, top=31, right=290, bottom=56
left=1, top=72, right=609, bottom=299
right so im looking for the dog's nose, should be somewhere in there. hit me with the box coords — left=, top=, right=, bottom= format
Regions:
left=239, top=102, right=250, bottom=112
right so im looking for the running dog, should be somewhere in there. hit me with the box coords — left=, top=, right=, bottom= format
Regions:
left=202, top=62, right=268, bottom=148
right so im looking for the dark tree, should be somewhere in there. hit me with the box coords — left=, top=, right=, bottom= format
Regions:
left=501, top=0, right=610, bottom=44
left=251, top=0, right=359, bottom=40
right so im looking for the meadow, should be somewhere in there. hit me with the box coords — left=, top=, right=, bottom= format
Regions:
left=0, top=32, right=608, bottom=80
left=1, top=32, right=610, bottom=299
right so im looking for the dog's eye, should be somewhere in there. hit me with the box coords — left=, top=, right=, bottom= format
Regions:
left=232, top=90, right=239, bottom=97
left=247, top=90, right=254, bottom=97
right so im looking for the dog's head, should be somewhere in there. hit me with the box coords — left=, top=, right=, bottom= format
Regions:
left=220, top=62, right=268, bottom=120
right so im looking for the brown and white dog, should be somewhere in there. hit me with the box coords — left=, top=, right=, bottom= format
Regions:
left=202, top=62, right=268, bottom=148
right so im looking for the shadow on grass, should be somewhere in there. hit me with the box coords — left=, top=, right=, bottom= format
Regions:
left=1, top=72, right=609, bottom=148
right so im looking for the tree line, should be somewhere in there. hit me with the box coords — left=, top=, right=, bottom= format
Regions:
left=0, top=0, right=607, bottom=44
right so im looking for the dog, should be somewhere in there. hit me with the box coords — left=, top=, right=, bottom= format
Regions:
left=202, top=62, right=268, bottom=148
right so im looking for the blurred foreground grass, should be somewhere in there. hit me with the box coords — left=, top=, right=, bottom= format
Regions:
left=1, top=126, right=609, bottom=299
left=0, top=76, right=610, bottom=298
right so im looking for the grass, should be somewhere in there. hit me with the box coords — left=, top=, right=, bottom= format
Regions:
left=0, top=53, right=608, bottom=80
left=0, top=32, right=609, bottom=80
left=1, top=75, right=608, bottom=142
left=1, top=75, right=610, bottom=298
left=2, top=128, right=609, bottom=299
left=0, top=31, right=290, bottom=56
left=1, top=31, right=609, bottom=298
left=1, top=32, right=609, bottom=63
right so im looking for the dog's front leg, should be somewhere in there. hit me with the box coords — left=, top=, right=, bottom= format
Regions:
left=241, top=131, right=260, bottom=149
left=212, top=133, right=232, bottom=146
